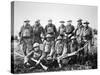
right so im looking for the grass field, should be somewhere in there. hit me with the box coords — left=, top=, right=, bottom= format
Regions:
left=11, top=37, right=97, bottom=74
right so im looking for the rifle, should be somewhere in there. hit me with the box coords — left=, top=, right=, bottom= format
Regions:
left=59, top=41, right=88, bottom=60
left=56, top=41, right=88, bottom=68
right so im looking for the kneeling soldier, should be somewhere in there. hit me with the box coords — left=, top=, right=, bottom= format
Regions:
left=24, top=43, right=43, bottom=69
left=42, top=34, right=55, bottom=59
left=55, top=36, right=67, bottom=68
left=37, top=34, right=55, bottom=68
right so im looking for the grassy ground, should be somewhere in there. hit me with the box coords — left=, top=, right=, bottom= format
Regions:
left=11, top=38, right=97, bottom=74
left=12, top=56, right=97, bottom=74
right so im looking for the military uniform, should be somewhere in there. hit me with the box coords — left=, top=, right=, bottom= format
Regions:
left=54, top=36, right=67, bottom=68
left=70, top=36, right=78, bottom=53
left=19, top=20, right=33, bottom=56
left=43, top=40, right=55, bottom=56
left=75, top=25, right=84, bottom=45
left=25, top=43, right=42, bottom=67
left=75, top=19, right=84, bottom=64
left=45, top=20, right=57, bottom=39
left=65, top=20, right=75, bottom=53
left=75, top=19, right=84, bottom=47
left=58, top=21, right=66, bottom=37
left=65, top=20, right=74, bottom=35
left=82, top=21, right=93, bottom=55
left=27, top=49, right=42, bottom=61
left=42, top=34, right=55, bottom=59
left=32, top=20, right=45, bottom=44
left=55, top=36, right=67, bottom=57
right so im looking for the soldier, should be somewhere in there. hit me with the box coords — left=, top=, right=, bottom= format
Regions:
left=24, top=43, right=42, bottom=68
left=82, top=21, right=94, bottom=60
left=55, top=36, right=67, bottom=68
left=65, top=20, right=75, bottom=37
left=28, top=34, right=55, bottom=69
left=32, top=19, right=45, bottom=44
left=37, top=34, right=55, bottom=64
left=45, top=19, right=57, bottom=40
left=19, top=20, right=33, bottom=57
left=55, top=36, right=67, bottom=57
left=65, top=20, right=75, bottom=53
left=75, top=19, right=84, bottom=48
left=58, top=21, right=66, bottom=38
left=75, top=19, right=85, bottom=64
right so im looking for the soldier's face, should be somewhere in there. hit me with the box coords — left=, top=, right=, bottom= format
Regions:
left=48, top=21, right=52, bottom=24
left=47, top=37, right=52, bottom=41
left=34, top=46, right=40, bottom=52
left=77, top=22, right=82, bottom=25
left=24, top=22, right=29, bottom=25
left=84, top=24, right=88, bottom=27
left=67, top=22, right=71, bottom=25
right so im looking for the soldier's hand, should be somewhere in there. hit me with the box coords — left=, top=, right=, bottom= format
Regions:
left=24, top=56, right=28, bottom=64
left=36, top=60, right=40, bottom=65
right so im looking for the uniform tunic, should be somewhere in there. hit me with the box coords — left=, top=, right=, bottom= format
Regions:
left=19, top=24, right=33, bottom=55
left=82, top=27, right=93, bottom=41
left=33, top=24, right=45, bottom=43
left=45, top=24, right=57, bottom=38
left=58, top=24, right=66, bottom=36
left=65, top=24, right=75, bottom=53
left=66, top=24, right=74, bottom=34
left=19, top=24, right=33, bottom=38
left=70, top=39, right=78, bottom=53
left=55, top=40, right=67, bottom=56
left=26, top=50, right=42, bottom=66
left=28, top=50, right=42, bottom=60
left=82, top=26, right=93, bottom=55
left=75, top=25, right=84, bottom=44
left=43, top=40, right=55, bottom=56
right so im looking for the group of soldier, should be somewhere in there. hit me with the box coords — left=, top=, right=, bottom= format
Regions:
left=18, top=18, right=94, bottom=70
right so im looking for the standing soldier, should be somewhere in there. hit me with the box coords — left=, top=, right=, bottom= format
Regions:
left=75, top=19, right=84, bottom=64
left=24, top=42, right=48, bottom=70
left=45, top=19, right=57, bottom=40
left=19, top=20, right=33, bottom=56
left=82, top=21, right=94, bottom=62
left=65, top=20, right=75, bottom=53
left=32, top=19, right=45, bottom=44
left=75, top=19, right=84, bottom=48
left=65, top=20, right=75, bottom=38
left=58, top=21, right=66, bottom=38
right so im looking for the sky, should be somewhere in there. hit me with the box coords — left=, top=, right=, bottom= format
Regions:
left=13, top=1, right=97, bottom=36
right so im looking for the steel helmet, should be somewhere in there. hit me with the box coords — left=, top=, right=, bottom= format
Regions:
left=33, top=43, right=40, bottom=48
